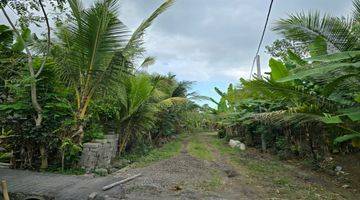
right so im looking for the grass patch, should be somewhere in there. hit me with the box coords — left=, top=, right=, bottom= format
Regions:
left=208, top=136, right=237, bottom=156
left=46, top=167, right=86, bottom=175
left=204, top=133, right=348, bottom=200
left=273, top=177, right=291, bottom=186
left=244, top=160, right=283, bottom=174
left=196, top=170, right=223, bottom=191
left=130, top=135, right=185, bottom=168
left=208, top=134, right=285, bottom=174
left=187, top=135, right=214, bottom=161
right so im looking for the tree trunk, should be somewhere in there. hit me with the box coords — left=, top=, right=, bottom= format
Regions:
left=119, top=124, right=131, bottom=155
left=74, top=124, right=84, bottom=144
left=39, top=145, right=48, bottom=170
left=61, top=150, right=65, bottom=172
left=119, top=131, right=131, bottom=155
left=1, top=7, right=48, bottom=169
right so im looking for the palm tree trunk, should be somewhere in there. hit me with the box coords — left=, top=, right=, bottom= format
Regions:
left=119, top=123, right=132, bottom=155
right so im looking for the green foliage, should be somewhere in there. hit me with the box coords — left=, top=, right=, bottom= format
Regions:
left=0, top=0, right=207, bottom=172
left=60, top=138, right=82, bottom=164
left=269, top=58, right=289, bottom=81
left=124, top=0, right=174, bottom=59
left=47, top=166, right=86, bottom=175
left=273, top=11, right=356, bottom=52
left=217, top=129, right=226, bottom=138
left=83, top=123, right=105, bottom=142
left=0, top=25, right=13, bottom=49
left=12, top=27, right=31, bottom=52
left=213, top=0, right=360, bottom=165
left=334, top=133, right=360, bottom=147
left=265, top=39, right=308, bottom=61
left=0, top=152, right=11, bottom=162
left=308, top=36, right=327, bottom=57
left=128, top=135, right=184, bottom=168
left=307, top=51, right=360, bottom=62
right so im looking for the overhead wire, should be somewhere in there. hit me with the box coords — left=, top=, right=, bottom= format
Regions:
left=249, top=0, right=275, bottom=79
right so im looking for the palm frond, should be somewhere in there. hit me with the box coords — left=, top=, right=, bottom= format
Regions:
left=158, top=97, right=188, bottom=107
left=273, top=12, right=357, bottom=52
left=123, top=0, right=174, bottom=59
left=58, top=0, right=129, bottom=92
left=139, top=56, right=156, bottom=69
left=353, top=0, right=360, bottom=22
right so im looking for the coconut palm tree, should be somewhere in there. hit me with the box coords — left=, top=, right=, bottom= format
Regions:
left=54, top=0, right=174, bottom=143
left=272, top=0, right=360, bottom=54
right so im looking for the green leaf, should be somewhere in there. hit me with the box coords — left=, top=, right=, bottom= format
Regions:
left=323, top=74, right=360, bottom=96
left=123, top=0, right=174, bottom=59
left=0, top=102, right=29, bottom=111
left=278, top=62, right=360, bottom=82
left=338, top=107, right=360, bottom=121
left=209, top=98, right=219, bottom=105
left=273, top=12, right=356, bottom=52
left=334, top=133, right=360, bottom=144
left=0, top=24, right=13, bottom=48
left=309, top=36, right=327, bottom=57
left=287, top=50, right=307, bottom=66
left=321, top=115, right=342, bottom=124
left=214, top=87, right=225, bottom=97
left=12, top=28, right=31, bottom=52
left=307, top=51, right=360, bottom=62
left=348, top=113, right=360, bottom=121
left=269, top=58, right=289, bottom=81
left=355, top=93, right=360, bottom=103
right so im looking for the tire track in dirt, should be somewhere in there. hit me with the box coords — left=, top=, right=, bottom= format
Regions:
left=201, top=132, right=266, bottom=200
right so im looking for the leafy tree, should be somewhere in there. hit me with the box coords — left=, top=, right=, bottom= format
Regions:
left=265, top=39, right=308, bottom=61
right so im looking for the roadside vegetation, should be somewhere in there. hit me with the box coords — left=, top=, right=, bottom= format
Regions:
left=124, top=134, right=185, bottom=168
left=211, top=0, right=360, bottom=173
left=0, top=0, right=212, bottom=172
left=0, top=0, right=358, bottom=198
left=204, top=132, right=355, bottom=199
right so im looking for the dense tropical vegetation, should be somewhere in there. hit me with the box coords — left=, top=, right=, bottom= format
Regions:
left=214, top=0, right=360, bottom=167
left=0, top=0, right=212, bottom=171
left=1, top=0, right=358, bottom=179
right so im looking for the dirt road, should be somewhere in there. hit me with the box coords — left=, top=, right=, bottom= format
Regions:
left=115, top=132, right=357, bottom=200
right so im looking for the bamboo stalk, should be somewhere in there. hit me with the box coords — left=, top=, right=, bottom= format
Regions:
left=1, top=180, right=10, bottom=200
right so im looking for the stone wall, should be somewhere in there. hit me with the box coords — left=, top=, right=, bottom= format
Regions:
left=80, top=135, right=118, bottom=171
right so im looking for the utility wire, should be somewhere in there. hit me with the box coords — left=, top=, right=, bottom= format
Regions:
left=249, top=0, right=275, bottom=79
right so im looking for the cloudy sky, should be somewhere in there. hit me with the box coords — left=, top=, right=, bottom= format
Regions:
left=116, top=0, right=353, bottom=106
left=0, top=0, right=354, bottom=106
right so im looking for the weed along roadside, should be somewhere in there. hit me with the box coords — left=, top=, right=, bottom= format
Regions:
left=0, top=0, right=359, bottom=199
